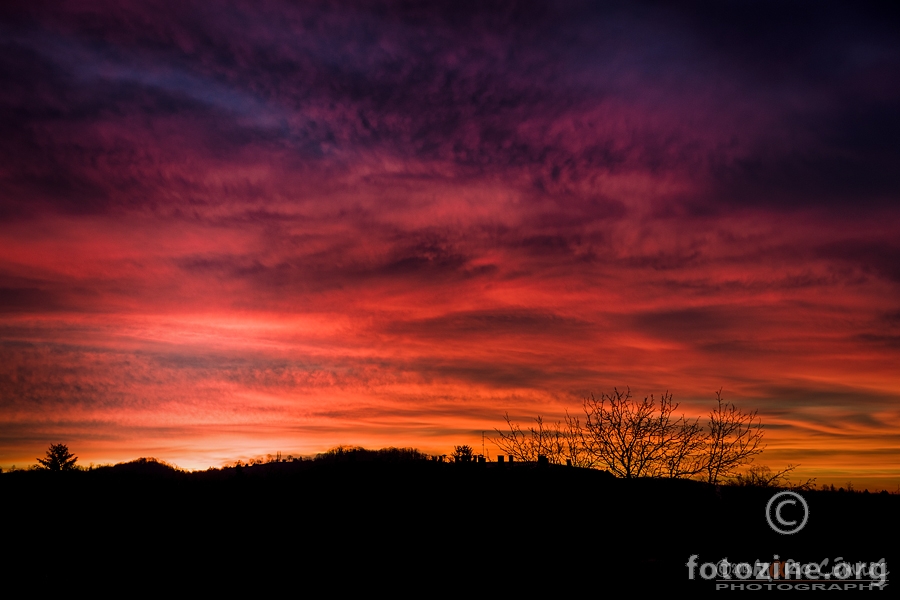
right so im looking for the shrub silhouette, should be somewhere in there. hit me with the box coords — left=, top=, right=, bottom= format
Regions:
left=725, top=464, right=814, bottom=489
left=452, top=445, right=474, bottom=462
left=37, top=443, right=78, bottom=471
left=316, top=446, right=428, bottom=462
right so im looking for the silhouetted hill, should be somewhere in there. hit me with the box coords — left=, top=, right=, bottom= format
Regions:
left=4, top=452, right=895, bottom=592
left=98, top=457, right=185, bottom=478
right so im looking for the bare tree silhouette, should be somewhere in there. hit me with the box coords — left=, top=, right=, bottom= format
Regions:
left=491, top=388, right=769, bottom=482
left=37, top=443, right=78, bottom=471
left=580, top=388, right=705, bottom=478
left=703, top=390, right=764, bottom=484
left=491, top=413, right=594, bottom=466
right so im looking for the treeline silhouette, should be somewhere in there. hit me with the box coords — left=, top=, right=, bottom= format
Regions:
left=492, top=388, right=779, bottom=484
left=5, top=446, right=896, bottom=591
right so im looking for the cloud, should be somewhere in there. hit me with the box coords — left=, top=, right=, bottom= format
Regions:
left=0, top=1, right=897, bottom=480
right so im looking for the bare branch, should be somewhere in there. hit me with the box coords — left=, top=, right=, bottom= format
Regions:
left=703, top=389, right=765, bottom=484
left=727, top=464, right=815, bottom=490
left=489, top=412, right=593, bottom=466
left=580, top=388, right=706, bottom=478
left=491, top=387, right=769, bottom=482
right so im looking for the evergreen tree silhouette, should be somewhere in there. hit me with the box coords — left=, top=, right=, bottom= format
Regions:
left=37, top=443, right=78, bottom=471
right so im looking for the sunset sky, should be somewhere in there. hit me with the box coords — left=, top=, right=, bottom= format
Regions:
left=1, top=1, right=898, bottom=488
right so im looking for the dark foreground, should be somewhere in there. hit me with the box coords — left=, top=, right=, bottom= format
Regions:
left=5, top=455, right=895, bottom=592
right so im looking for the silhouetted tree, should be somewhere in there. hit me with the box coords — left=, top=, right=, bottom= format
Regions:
left=37, top=443, right=78, bottom=471
left=658, top=413, right=707, bottom=478
left=703, top=390, right=764, bottom=484
left=491, top=413, right=594, bottom=467
left=493, top=387, right=768, bottom=481
left=452, top=445, right=474, bottom=462
left=580, top=388, right=705, bottom=478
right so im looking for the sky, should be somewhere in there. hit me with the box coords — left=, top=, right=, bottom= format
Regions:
left=1, top=1, right=898, bottom=488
